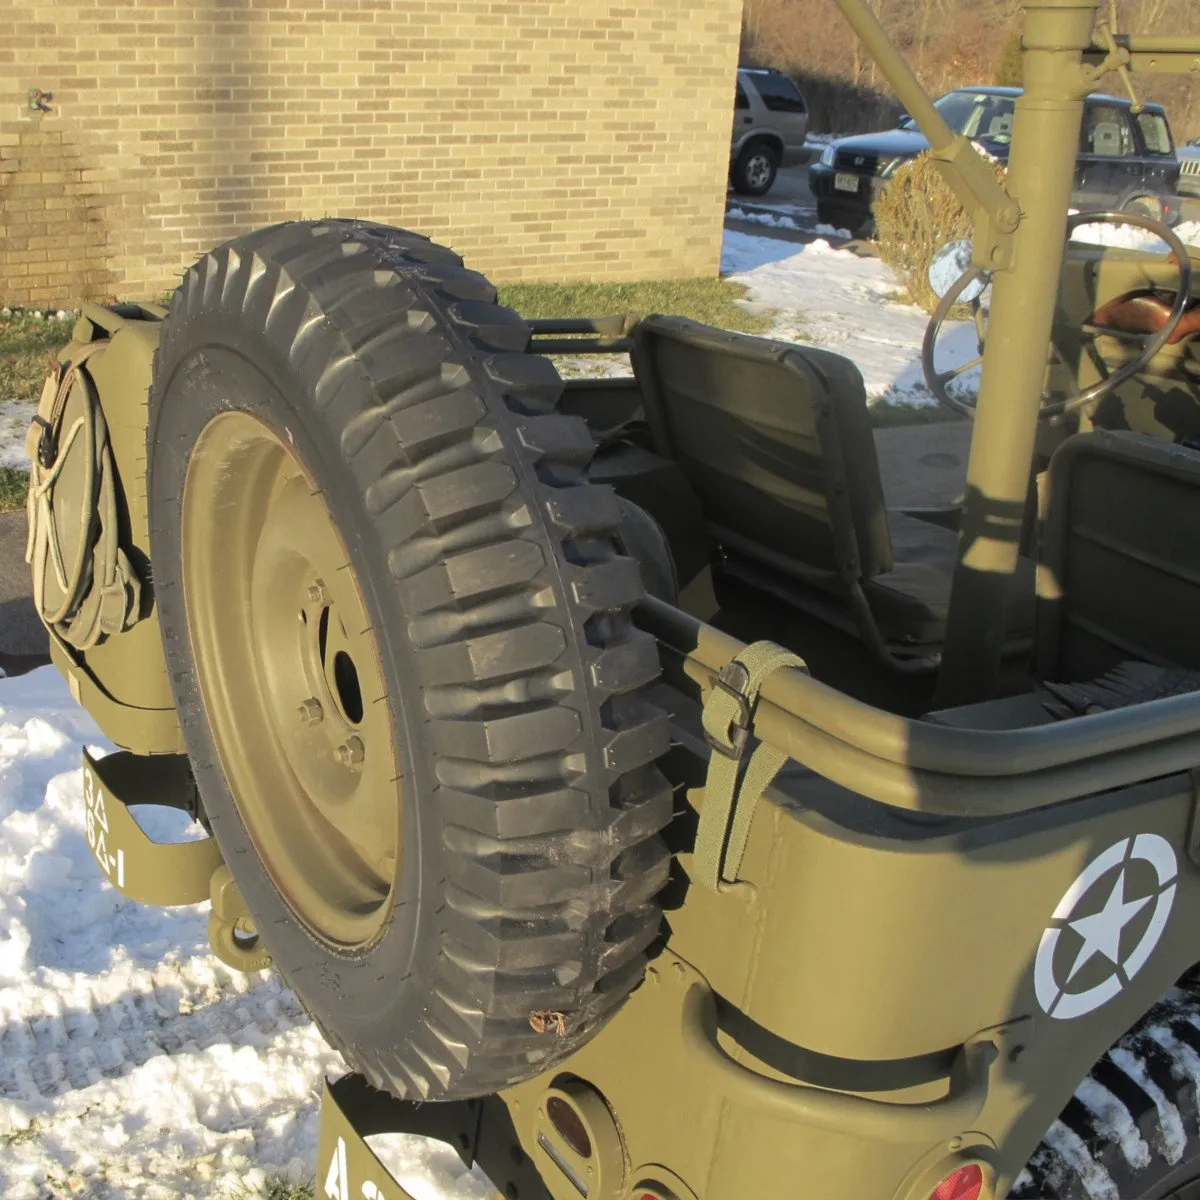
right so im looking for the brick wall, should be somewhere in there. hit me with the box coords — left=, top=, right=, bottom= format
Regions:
left=0, top=0, right=743, bottom=307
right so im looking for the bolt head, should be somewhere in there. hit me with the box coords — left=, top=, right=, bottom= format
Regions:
left=297, top=697, right=324, bottom=726
left=335, top=735, right=365, bottom=766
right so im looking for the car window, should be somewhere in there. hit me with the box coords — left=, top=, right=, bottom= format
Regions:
left=1137, top=112, right=1172, bottom=156
left=749, top=73, right=806, bottom=114
left=934, top=92, right=1016, bottom=142
left=1084, top=104, right=1135, bottom=156
left=735, top=82, right=750, bottom=111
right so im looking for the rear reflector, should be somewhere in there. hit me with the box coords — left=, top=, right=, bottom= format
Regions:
left=930, top=1164, right=983, bottom=1200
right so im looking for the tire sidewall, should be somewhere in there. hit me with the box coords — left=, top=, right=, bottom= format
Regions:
left=149, top=318, right=437, bottom=1044
left=734, top=142, right=779, bottom=196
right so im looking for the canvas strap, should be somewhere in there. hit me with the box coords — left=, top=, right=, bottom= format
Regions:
left=694, top=640, right=805, bottom=891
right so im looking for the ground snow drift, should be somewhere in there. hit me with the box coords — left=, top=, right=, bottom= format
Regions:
left=721, top=232, right=979, bottom=405
left=0, top=667, right=487, bottom=1199
left=1, top=401, right=36, bottom=470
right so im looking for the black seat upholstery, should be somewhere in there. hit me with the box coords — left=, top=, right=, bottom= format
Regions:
left=631, top=315, right=1035, bottom=663
left=1037, top=430, right=1200, bottom=682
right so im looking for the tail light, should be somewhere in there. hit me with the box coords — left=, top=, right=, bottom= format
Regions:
left=930, top=1164, right=984, bottom=1200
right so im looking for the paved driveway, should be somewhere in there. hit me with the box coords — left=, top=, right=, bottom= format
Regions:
left=0, top=508, right=48, bottom=672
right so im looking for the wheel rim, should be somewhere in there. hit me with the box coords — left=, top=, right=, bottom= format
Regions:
left=182, top=410, right=401, bottom=949
left=747, top=154, right=773, bottom=188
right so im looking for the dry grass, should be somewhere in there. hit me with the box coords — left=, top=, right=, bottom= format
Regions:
left=498, top=277, right=772, bottom=334
left=872, top=151, right=1006, bottom=314
left=0, top=311, right=74, bottom=402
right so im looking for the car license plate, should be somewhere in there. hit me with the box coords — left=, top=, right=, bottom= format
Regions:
left=834, top=172, right=859, bottom=193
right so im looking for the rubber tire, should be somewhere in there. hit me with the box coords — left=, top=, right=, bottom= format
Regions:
left=146, top=219, right=673, bottom=1101
left=731, top=140, right=780, bottom=197
left=1011, top=975, right=1200, bottom=1198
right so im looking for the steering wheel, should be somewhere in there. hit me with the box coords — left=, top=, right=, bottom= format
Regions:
left=921, top=211, right=1194, bottom=420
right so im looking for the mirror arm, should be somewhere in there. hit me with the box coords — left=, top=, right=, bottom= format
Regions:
left=832, top=0, right=1019, bottom=270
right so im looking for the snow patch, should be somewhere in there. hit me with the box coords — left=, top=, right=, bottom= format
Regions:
left=0, top=401, right=36, bottom=471
left=1043, top=1118, right=1120, bottom=1200
left=1108, top=1045, right=1187, bottom=1165
left=1074, top=1075, right=1151, bottom=1170
left=1070, top=219, right=1200, bottom=254
left=720, top=229, right=977, bottom=406
left=727, top=206, right=800, bottom=231
left=0, top=666, right=484, bottom=1198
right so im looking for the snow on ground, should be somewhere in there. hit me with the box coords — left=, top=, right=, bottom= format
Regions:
left=721, top=230, right=980, bottom=405
left=0, top=666, right=491, bottom=1200
left=726, top=206, right=853, bottom=240
left=1, top=402, right=36, bottom=470
left=1070, top=218, right=1200, bottom=254
left=552, top=227, right=978, bottom=403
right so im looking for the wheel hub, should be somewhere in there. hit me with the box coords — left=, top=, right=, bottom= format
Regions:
left=181, top=410, right=401, bottom=949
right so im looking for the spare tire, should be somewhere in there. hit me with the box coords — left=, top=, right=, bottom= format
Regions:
left=146, top=220, right=673, bottom=1100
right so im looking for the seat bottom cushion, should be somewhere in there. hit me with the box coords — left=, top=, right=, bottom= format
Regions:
left=863, top=511, right=1036, bottom=648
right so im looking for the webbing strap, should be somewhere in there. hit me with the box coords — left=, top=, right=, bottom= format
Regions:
left=694, top=640, right=806, bottom=891
left=24, top=342, right=141, bottom=650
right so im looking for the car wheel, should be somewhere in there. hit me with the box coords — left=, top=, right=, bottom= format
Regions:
left=732, top=141, right=779, bottom=197
left=1010, top=975, right=1200, bottom=1199
left=146, top=218, right=673, bottom=1102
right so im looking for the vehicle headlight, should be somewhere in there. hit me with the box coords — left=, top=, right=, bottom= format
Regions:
left=877, top=157, right=903, bottom=178
left=820, top=145, right=836, bottom=167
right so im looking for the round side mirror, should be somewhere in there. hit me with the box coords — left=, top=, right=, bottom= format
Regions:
left=929, top=239, right=988, bottom=302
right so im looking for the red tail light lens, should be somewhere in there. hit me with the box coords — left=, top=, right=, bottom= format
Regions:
left=930, top=1164, right=983, bottom=1200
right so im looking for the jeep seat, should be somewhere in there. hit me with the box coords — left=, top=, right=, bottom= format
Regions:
left=1037, top=430, right=1200, bottom=682
left=631, top=315, right=1036, bottom=665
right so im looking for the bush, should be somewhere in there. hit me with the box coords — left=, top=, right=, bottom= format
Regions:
left=994, top=29, right=1023, bottom=87
left=873, top=151, right=1006, bottom=313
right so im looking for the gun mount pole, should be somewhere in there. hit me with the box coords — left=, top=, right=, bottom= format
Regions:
left=833, top=0, right=1099, bottom=705
left=933, top=0, right=1099, bottom=706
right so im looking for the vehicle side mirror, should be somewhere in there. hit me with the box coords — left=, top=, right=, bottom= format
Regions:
left=929, top=239, right=989, bottom=302
left=897, top=113, right=915, bottom=129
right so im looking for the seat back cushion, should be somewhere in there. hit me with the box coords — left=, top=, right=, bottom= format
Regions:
left=1038, top=431, right=1200, bottom=680
left=632, top=315, right=892, bottom=580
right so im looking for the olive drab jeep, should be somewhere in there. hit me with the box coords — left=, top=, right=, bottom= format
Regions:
left=26, top=2, right=1200, bottom=1198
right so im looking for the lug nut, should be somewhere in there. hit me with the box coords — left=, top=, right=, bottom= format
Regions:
left=335, top=735, right=365, bottom=766
left=297, top=697, right=324, bottom=726
left=307, top=579, right=327, bottom=604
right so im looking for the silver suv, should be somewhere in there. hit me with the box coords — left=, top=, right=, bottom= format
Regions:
left=731, top=67, right=809, bottom=197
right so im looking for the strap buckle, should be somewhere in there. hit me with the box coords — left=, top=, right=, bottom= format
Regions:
left=704, top=660, right=752, bottom=761
left=30, top=414, right=55, bottom=469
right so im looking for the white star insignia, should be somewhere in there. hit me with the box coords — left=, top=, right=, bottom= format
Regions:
left=1065, top=868, right=1152, bottom=983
